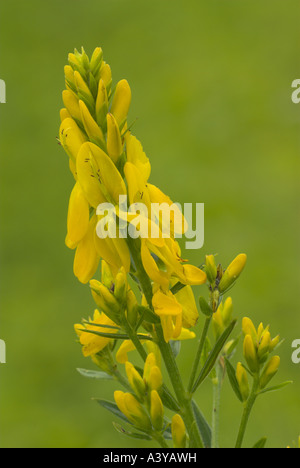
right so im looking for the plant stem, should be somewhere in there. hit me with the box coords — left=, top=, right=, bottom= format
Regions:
left=211, top=360, right=222, bottom=448
left=153, top=432, right=169, bottom=448
left=188, top=316, right=211, bottom=393
left=126, top=237, right=204, bottom=448
left=235, top=376, right=259, bottom=448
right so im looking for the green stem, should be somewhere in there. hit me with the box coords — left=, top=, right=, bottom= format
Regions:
left=153, top=432, right=169, bottom=448
left=235, top=376, right=259, bottom=448
left=211, top=361, right=222, bottom=448
left=156, top=325, right=204, bottom=448
left=188, top=316, right=211, bottom=393
left=126, top=237, right=203, bottom=448
left=113, top=368, right=132, bottom=392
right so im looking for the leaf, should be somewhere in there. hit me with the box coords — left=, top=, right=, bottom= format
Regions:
left=160, top=385, right=180, bottom=412
left=188, top=422, right=204, bottom=448
left=252, top=437, right=267, bottom=448
left=112, top=422, right=152, bottom=440
left=192, top=400, right=212, bottom=448
left=82, top=321, right=121, bottom=330
left=224, top=359, right=243, bottom=402
left=169, top=340, right=181, bottom=359
left=199, top=297, right=213, bottom=317
left=258, top=381, right=293, bottom=396
left=95, top=399, right=131, bottom=425
left=136, top=306, right=160, bottom=325
left=77, top=368, right=114, bottom=380
left=163, top=425, right=173, bottom=440
left=80, top=328, right=153, bottom=341
left=192, top=320, right=237, bottom=392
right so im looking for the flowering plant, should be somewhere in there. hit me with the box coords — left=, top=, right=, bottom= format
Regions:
left=58, top=47, right=291, bottom=448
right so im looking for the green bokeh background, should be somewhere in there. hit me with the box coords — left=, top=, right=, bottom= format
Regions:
left=0, top=0, right=299, bottom=448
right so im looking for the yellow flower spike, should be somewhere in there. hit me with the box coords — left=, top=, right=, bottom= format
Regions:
left=148, top=365, right=163, bottom=391
left=106, top=113, right=123, bottom=163
left=90, top=47, right=103, bottom=75
left=66, top=181, right=90, bottom=249
left=257, top=331, right=271, bottom=360
left=125, top=133, right=151, bottom=183
left=62, top=90, right=82, bottom=122
left=172, top=414, right=187, bottom=449
left=123, top=393, right=151, bottom=431
left=74, top=310, right=116, bottom=357
left=73, top=215, right=100, bottom=284
left=125, top=362, right=146, bottom=399
left=219, top=253, right=247, bottom=293
left=259, top=356, right=280, bottom=389
left=96, top=79, right=108, bottom=126
left=90, top=279, right=120, bottom=319
left=59, top=117, right=87, bottom=164
left=79, top=100, right=105, bottom=146
left=243, top=334, right=259, bottom=373
left=150, top=390, right=164, bottom=431
left=110, top=79, right=132, bottom=127
left=236, top=362, right=250, bottom=402
left=242, top=317, right=257, bottom=341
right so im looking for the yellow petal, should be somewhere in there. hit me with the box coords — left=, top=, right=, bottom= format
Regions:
left=141, top=241, right=169, bottom=289
left=62, top=90, right=81, bottom=122
left=107, top=113, right=123, bottom=163
left=125, top=133, right=151, bottom=182
left=182, top=264, right=207, bottom=285
left=66, top=181, right=90, bottom=248
left=79, top=100, right=104, bottom=146
left=111, top=79, right=131, bottom=127
left=59, top=117, right=87, bottom=162
left=124, top=162, right=151, bottom=209
left=73, top=215, right=100, bottom=283
left=152, top=290, right=182, bottom=316
left=174, top=284, right=199, bottom=328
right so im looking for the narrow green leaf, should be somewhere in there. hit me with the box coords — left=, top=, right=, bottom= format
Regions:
left=79, top=328, right=153, bottom=341
left=112, top=422, right=152, bottom=440
left=136, top=306, right=160, bottom=325
left=252, top=437, right=267, bottom=448
left=192, top=320, right=237, bottom=392
left=189, top=421, right=204, bottom=448
left=82, top=321, right=121, bottom=330
left=160, top=385, right=180, bottom=412
left=192, top=400, right=212, bottom=448
left=258, top=381, right=293, bottom=396
left=95, top=399, right=131, bottom=425
left=199, top=297, right=213, bottom=317
left=224, top=359, right=243, bottom=402
left=77, top=368, right=114, bottom=380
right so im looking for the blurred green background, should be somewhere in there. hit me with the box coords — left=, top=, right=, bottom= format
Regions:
left=0, top=0, right=299, bottom=448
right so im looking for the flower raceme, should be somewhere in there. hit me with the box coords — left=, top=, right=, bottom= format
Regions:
left=59, top=47, right=207, bottom=341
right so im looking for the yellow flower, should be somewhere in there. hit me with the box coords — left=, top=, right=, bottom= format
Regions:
left=65, top=181, right=89, bottom=249
left=172, top=414, right=187, bottom=448
left=152, top=289, right=182, bottom=342
left=73, top=215, right=100, bottom=284
left=150, top=390, right=164, bottom=431
left=219, top=254, right=247, bottom=292
left=74, top=309, right=116, bottom=357
left=110, top=79, right=132, bottom=127
left=114, top=391, right=151, bottom=431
